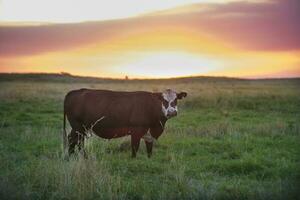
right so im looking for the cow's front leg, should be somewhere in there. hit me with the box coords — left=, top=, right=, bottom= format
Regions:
left=143, top=132, right=153, bottom=158
left=131, top=128, right=148, bottom=158
left=131, top=134, right=141, bottom=158
left=145, top=141, right=153, bottom=158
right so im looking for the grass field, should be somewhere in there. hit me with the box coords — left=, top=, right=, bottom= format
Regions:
left=0, top=74, right=299, bottom=200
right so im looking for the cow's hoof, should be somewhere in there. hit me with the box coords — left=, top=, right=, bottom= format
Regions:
left=131, top=154, right=137, bottom=158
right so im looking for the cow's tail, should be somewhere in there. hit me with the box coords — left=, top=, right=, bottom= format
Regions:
left=63, top=106, right=67, bottom=154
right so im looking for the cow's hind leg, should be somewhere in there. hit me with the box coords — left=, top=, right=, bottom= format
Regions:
left=68, top=129, right=87, bottom=158
left=78, top=133, right=88, bottom=159
left=68, top=129, right=77, bottom=156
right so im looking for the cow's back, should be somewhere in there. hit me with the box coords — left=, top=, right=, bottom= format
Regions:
left=64, top=89, right=161, bottom=130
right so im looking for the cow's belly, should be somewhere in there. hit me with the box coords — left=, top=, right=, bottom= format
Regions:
left=93, top=127, right=131, bottom=139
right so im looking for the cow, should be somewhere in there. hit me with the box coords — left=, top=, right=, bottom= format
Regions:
left=63, top=89, right=187, bottom=158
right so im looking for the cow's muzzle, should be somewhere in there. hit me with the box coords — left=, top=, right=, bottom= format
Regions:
left=167, top=111, right=177, bottom=118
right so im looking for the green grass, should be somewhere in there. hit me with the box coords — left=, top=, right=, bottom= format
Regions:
left=0, top=74, right=299, bottom=199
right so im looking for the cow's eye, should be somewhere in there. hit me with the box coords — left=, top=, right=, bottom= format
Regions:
left=170, top=100, right=177, bottom=107
left=170, top=101, right=175, bottom=107
left=163, top=100, right=168, bottom=108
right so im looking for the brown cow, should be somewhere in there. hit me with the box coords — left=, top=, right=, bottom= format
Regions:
left=63, top=89, right=187, bottom=158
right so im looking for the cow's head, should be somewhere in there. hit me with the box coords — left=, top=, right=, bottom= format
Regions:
left=160, top=89, right=187, bottom=119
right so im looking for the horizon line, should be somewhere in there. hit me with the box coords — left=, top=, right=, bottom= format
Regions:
left=1, top=72, right=300, bottom=81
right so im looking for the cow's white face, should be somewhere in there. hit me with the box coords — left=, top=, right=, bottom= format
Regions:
left=161, top=89, right=187, bottom=119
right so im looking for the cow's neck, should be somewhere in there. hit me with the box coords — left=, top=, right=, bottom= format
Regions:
left=160, top=117, right=167, bottom=125
left=158, top=117, right=167, bottom=130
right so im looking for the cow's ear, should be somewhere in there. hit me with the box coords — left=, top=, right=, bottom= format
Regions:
left=177, top=92, right=187, bottom=99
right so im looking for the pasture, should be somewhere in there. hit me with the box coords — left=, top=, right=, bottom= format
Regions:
left=0, top=74, right=299, bottom=199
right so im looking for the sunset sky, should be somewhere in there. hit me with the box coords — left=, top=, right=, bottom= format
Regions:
left=0, top=0, right=299, bottom=78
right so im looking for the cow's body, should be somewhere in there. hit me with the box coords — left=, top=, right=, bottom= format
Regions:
left=63, top=89, right=186, bottom=158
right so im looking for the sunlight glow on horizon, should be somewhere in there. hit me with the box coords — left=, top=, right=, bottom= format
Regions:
left=1, top=25, right=299, bottom=78
left=111, top=52, right=223, bottom=78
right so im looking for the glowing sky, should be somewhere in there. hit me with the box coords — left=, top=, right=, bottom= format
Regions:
left=0, top=0, right=299, bottom=78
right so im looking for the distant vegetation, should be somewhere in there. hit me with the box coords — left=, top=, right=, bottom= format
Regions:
left=0, top=73, right=299, bottom=200
left=2, top=72, right=296, bottom=83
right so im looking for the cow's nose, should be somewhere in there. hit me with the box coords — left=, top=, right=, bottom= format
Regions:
left=167, top=111, right=177, bottom=117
